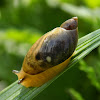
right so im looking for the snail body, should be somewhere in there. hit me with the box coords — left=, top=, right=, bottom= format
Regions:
left=13, top=17, right=78, bottom=87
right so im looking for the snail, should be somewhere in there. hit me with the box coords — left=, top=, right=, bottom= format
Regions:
left=13, top=17, right=78, bottom=87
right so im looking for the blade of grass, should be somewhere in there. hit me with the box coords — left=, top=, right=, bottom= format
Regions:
left=0, top=29, right=100, bottom=100
left=60, top=3, right=93, bottom=19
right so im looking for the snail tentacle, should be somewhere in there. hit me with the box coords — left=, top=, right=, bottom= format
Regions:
left=18, top=78, right=24, bottom=84
left=12, top=70, right=19, bottom=74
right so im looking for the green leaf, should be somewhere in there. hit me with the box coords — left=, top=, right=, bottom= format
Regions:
left=60, top=3, right=100, bottom=19
left=79, top=60, right=100, bottom=90
left=0, top=29, right=42, bottom=56
left=68, top=88, right=85, bottom=100
left=0, top=29, right=100, bottom=100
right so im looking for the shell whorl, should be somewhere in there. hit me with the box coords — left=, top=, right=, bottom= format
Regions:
left=22, top=17, right=78, bottom=75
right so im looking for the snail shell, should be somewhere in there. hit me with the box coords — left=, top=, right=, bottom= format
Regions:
left=13, top=17, right=78, bottom=87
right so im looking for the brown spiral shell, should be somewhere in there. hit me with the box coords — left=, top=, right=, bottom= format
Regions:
left=22, top=17, right=78, bottom=75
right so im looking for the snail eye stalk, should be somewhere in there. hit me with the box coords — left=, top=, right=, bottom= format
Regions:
left=18, top=78, right=24, bottom=84
left=12, top=70, right=19, bottom=74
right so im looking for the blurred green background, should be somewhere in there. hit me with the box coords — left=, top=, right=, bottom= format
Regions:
left=0, top=0, right=100, bottom=100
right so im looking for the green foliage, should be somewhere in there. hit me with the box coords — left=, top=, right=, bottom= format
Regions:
left=68, top=88, right=85, bottom=100
left=79, top=60, right=100, bottom=90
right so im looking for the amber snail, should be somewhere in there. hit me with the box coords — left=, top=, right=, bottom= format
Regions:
left=13, top=17, right=78, bottom=87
